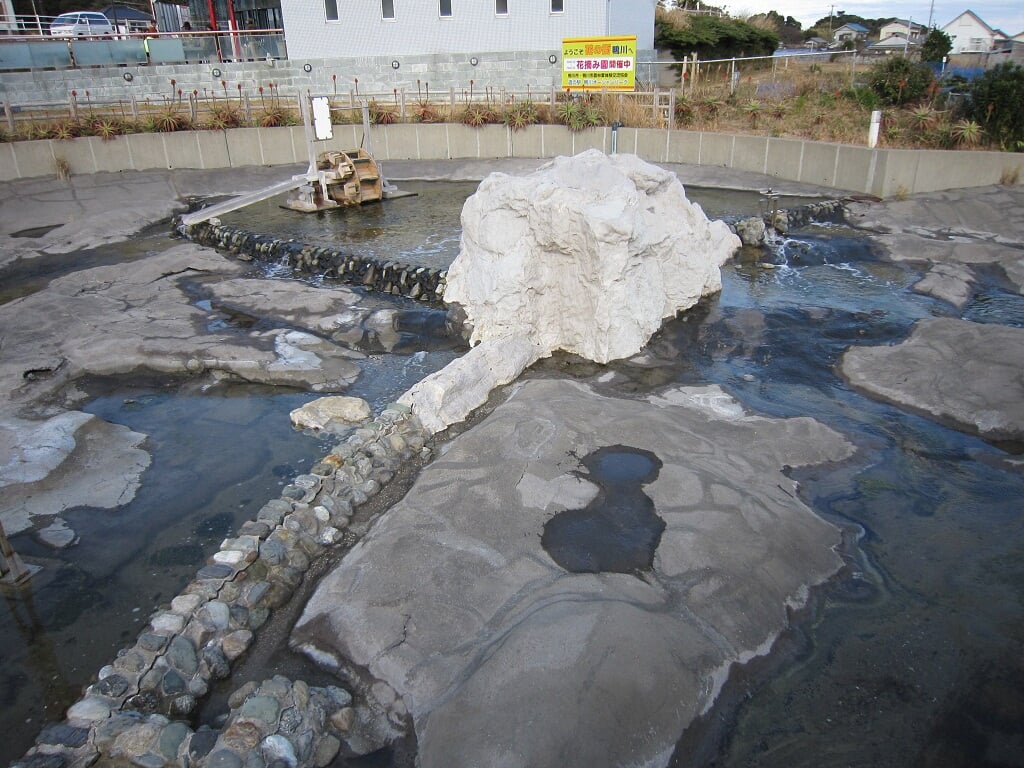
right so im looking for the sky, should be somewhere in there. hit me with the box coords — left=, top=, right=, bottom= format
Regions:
left=724, top=0, right=1024, bottom=35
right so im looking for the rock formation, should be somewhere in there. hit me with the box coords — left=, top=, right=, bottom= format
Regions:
left=401, top=151, right=740, bottom=432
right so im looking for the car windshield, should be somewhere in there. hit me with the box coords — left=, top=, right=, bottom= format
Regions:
left=52, top=14, right=78, bottom=23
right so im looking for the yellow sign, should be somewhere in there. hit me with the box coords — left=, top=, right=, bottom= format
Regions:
left=561, top=35, right=636, bottom=91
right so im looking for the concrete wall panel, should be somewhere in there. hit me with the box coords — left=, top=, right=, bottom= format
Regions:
left=665, top=130, right=700, bottom=164
left=125, top=133, right=169, bottom=170
left=541, top=124, right=573, bottom=158
left=380, top=124, right=421, bottom=160
left=572, top=128, right=608, bottom=155
left=256, top=127, right=296, bottom=166
left=13, top=140, right=56, bottom=178
left=634, top=128, right=667, bottom=162
left=224, top=128, right=264, bottom=167
left=732, top=135, right=768, bottom=175
left=195, top=130, right=231, bottom=169
left=162, top=132, right=201, bottom=169
left=798, top=141, right=839, bottom=188
left=0, top=144, right=17, bottom=181
left=764, top=137, right=803, bottom=181
left=88, top=135, right=133, bottom=173
left=698, top=133, right=733, bottom=167
left=835, top=145, right=874, bottom=194
left=510, top=125, right=544, bottom=158
left=874, top=149, right=917, bottom=198
left=476, top=124, right=511, bottom=159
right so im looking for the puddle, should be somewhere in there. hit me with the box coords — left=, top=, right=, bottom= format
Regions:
left=542, top=446, right=664, bottom=574
left=10, top=224, right=62, bottom=238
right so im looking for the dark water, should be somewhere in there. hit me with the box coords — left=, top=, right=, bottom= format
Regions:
left=216, top=181, right=792, bottom=272
left=541, top=445, right=665, bottom=574
left=3, top=182, right=1022, bottom=768
left=529, top=227, right=1024, bottom=767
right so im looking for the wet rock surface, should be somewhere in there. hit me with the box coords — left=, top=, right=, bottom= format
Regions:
left=840, top=317, right=1024, bottom=442
left=292, top=378, right=854, bottom=768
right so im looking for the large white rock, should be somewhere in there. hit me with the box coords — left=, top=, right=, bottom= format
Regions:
left=443, top=150, right=740, bottom=365
left=290, top=395, right=372, bottom=433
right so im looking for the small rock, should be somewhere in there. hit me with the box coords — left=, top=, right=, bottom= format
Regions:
left=261, top=735, right=297, bottom=768
left=94, top=673, right=131, bottom=698
left=167, top=635, right=199, bottom=675
left=66, top=696, right=114, bottom=723
left=171, top=594, right=203, bottom=615
left=221, top=630, right=253, bottom=661
left=38, top=724, right=90, bottom=748
left=240, top=695, right=281, bottom=725
left=312, top=735, right=341, bottom=768
left=36, top=518, right=78, bottom=549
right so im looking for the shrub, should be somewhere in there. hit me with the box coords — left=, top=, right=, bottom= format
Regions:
left=205, top=104, right=243, bottom=131
left=502, top=100, right=538, bottom=131
left=460, top=104, right=497, bottom=128
left=556, top=97, right=602, bottom=132
left=368, top=100, right=397, bottom=125
left=967, top=63, right=1024, bottom=150
left=867, top=56, right=934, bottom=106
left=147, top=107, right=192, bottom=133
left=257, top=106, right=299, bottom=127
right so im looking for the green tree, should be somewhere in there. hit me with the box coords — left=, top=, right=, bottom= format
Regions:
left=920, top=29, right=952, bottom=62
left=968, top=62, right=1024, bottom=150
left=655, top=12, right=779, bottom=60
left=867, top=56, right=934, bottom=105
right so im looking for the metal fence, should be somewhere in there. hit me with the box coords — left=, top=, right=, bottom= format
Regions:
left=0, top=29, right=286, bottom=70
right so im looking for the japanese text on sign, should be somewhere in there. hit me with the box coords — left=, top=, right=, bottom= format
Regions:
left=561, top=35, right=636, bottom=91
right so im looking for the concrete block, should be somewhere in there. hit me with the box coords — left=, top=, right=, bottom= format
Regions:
left=633, top=128, right=665, bottom=162
left=698, top=132, right=732, bottom=167
left=571, top=127, right=607, bottom=155
left=873, top=149, right=917, bottom=198
left=912, top=148, right=1001, bottom=194
left=0, top=143, right=17, bottom=181
left=731, top=135, right=767, bottom=175
left=764, top=137, right=803, bottom=181
left=126, top=133, right=169, bottom=170
left=798, top=140, right=839, bottom=188
left=665, top=129, right=700, bottom=164
left=416, top=124, right=450, bottom=160
left=162, top=131, right=201, bottom=169
left=195, top=130, right=230, bottom=169
left=225, top=127, right=264, bottom=167
left=541, top=125, right=573, bottom=158
left=87, top=135, right=133, bottom=173
left=12, top=139, right=60, bottom=179
left=381, top=123, right=420, bottom=160
left=835, top=145, right=874, bottom=194
left=510, top=124, right=544, bottom=158
left=614, top=127, right=641, bottom=157
left=257, top=126, right=295, bottom=166
left=475, top=124, right=510, bottom=159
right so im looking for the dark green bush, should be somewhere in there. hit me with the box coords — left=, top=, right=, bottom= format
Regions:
left=967, top=62, right=1024, bottom=150
left=866, top=56, right=934, bottom=106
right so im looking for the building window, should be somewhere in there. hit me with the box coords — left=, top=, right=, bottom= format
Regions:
left=325, top=0, right=338, bottom=21
left=496, top=0, right=508, bottom=14
left=551, top=0, right=563, bottom=11
left=382, top=0, right=394, bottom=19
left=440, top=0, right=452, bottom=17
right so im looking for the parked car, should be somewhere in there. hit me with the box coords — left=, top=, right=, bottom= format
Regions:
left=49, top=12, right=114, bottom=36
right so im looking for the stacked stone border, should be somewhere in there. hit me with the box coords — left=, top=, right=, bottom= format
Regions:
left=182, top=219, right=447, bottom=303
left=12, top=191, right=850, bottom=768
left=13, top=405, right=430, bottom=768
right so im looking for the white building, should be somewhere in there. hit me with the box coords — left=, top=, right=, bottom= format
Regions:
left=941, top=10, right=1004, bottom=53
left=878, top=18, right=926, bottom=43
left=281, top=0, right=658, bottom=60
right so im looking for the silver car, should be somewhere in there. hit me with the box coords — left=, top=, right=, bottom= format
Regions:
left=49, top=11, right=114, bottom=36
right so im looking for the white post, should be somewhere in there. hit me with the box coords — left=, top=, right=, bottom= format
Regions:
left=868, top=109, right=881, bottom=148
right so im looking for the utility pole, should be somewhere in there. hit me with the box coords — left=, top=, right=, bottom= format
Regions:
left=904, top=14, right=911, bottom=54
left=828, top=5, right=835, bottom=38
left=927, top=0, right=934, bottom=29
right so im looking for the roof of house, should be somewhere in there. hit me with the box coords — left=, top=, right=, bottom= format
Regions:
left=886, top=18, right=926, bottom=29
left=868, top=36, right=920, bottom=48
left=836, top=22, right=869, bottom=32
left=941, top=9, right=996, bottom=35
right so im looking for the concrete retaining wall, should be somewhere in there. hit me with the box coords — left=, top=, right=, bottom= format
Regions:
left=1, top=122, right=1022, bottom=197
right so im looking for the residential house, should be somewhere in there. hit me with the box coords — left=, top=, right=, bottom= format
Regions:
left=865, top=35, right=920, bottom=55
left=832, top=22, right=868, bottom=46
left=279, top=0, right=658, bottom=60
left=878, top=18, right=926, bottom=43
left=941, top=10, right=1002, bottom=53
left=804, top=36, right=828, bottom=49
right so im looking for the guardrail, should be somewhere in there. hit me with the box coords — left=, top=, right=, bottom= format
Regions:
left=0, top=29, right=286, bottom=70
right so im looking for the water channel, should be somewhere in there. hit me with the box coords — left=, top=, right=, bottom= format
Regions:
left=2, top=181, right=1022, bottom=767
